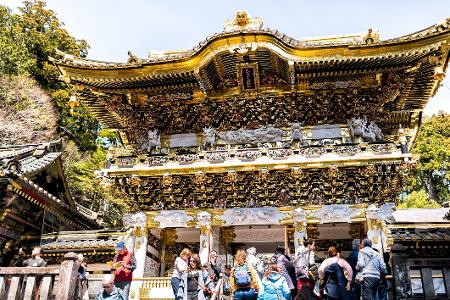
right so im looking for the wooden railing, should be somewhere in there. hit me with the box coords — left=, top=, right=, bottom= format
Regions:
left=0, top=252, right=79, bottom=300
left=139, top=277, right=173, bottom=300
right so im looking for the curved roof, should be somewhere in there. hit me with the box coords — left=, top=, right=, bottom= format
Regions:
left=52, top=14, right=450, bottom=69
left=51, top=13, right=450, bottom=141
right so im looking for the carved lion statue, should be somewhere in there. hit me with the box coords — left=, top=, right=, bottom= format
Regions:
left=138, top=129, right=160, bottom=152
left=203, top=127, right=216, bottom=147
left=362, top=122, right=383, bottom=142
left=348, top=117, right=367, bottom=137
left=290, top=123, right=303, bottom=142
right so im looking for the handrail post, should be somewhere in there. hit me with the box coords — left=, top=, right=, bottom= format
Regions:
left=56, top=252, right=79, bottom=300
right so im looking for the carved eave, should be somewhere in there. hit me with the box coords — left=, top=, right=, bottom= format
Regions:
left=9, top=175, right=101, bottom=230
left=103, top=148, right=411, bottom=177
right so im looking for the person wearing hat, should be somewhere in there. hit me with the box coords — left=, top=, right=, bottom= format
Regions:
left=113, top=242, right=135, bottom=300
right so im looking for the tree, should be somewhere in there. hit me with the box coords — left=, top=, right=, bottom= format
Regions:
left=398, top=190, right=441, bottom=208
left=63, top=141, right=124, bottom=228
left=0, top=6, right=35, bottom=75
left=0, top=0, right=98, bottom=150
left=18, top=0, right=89, bottom=88
left=405, top=112, right=450, bottom=204
left=0, top=75, right=58, bottom=145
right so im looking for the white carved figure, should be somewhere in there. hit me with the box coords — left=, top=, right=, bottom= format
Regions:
left=362, top=122, right=384, bottom=142
left=229, top=208, right=277, bottom=224
left=197, top=211, right=212, bottom=227
left=313, top=205, right=356, bottom=222
left=138, top=129, right=161, bottom=152
left=154, top=211, right=192, bottom=228
left=348, top=117, right=367, bottom=137
left=293, top=208, right=306, bottom=223
left=217, top=125, right=285, bottom=144
left=203, top=127, right=216, bottom=147
left=290, top=123, right=303, bottom=143
left=348, top=117, right=383, bottom=142
left=376, top=203, right=395, bottom=222
left=366, top=204, right=379, bottom=220
left=123, top=212, right=147, bottom=228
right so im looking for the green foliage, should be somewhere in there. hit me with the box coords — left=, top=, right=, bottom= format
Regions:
left=63, top=141, right=124, bottom=228
left=18, top=0, right=89, bottom=88
left=406, top=112, right=450, bottom=203
left=0, top=6, right=35, bottom=75
left=398, top=190, right=441, bottom=208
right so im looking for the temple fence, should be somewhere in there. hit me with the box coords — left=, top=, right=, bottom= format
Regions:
left=0, top=252, right=78, bottom=300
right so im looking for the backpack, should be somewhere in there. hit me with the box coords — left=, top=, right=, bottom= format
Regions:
left=323, top=262, right=347, bottom=287
left=223, top=278, right=231, bottom=295
left=233, top=264, right=252, bottom=287
left=129, top=253, right=137, bottom=272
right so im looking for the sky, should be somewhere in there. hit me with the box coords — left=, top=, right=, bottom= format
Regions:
left=1, top=0, right=449, bottom=115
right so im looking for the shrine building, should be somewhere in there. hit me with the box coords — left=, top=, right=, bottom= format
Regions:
left=50, top=12, right=450, bottom=299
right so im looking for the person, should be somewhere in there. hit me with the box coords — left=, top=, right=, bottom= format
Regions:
left=259, top=263, right=291, bottom=300
left=210, top=264, right=233, bottom=300
left=346, top=239, right=361, bottom=300
left=318, top=246, right=352, bottom=300
left=275, top=246, right=297, bottom=298
left=173, top=248, right=192, bottom=299
left=356, top=239, right=387, bottom=300
left=177, top=253, right=214, bottom=300
left=113, top=242, right=135, bottom=300
left=207, top=250, right=223, bottom=284
left=222, top=265, right=232, bottom=300
left=96, top=274, right=124, bottom=300
left=22, top=247, right=47, bottom=267
left=77, top=254, right=89, bottom=300
left=295, top=240, right=317, bottom=300
left=247, top=247, right=265, bottom=279
left=230, top=249, right=260, bottom=300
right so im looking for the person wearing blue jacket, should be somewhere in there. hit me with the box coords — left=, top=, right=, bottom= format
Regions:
left=258, top=263, right=291, bottom=300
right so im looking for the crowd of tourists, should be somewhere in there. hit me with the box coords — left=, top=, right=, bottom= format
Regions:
left=18, top=237, right=387, bottom=300
left=171, top=238, right=388, bottom=300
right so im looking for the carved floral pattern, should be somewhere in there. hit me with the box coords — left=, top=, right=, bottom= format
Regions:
left=109, top=162, right=411, bottom=210
left=102, top=73, right=408, bottom=143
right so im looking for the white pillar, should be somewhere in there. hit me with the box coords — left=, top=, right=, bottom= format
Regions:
left=122, top=212, right=147, bottom=299
left=197, top=211, right=212, bottom=265
left=293, top=208, right=307, bottom=256
left=366, top=204, right=387, bottom=253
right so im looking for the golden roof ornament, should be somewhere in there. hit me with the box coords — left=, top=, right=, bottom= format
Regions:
left=223, top=11, right=263, bottom=32
left=127, top=51, right=140, bottom=64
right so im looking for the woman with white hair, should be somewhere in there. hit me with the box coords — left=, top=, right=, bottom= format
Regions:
left=246, top=247, right=264, bottom=278
left=22, top=247, right=47, bottom=267
left=96, top=274, right=124, bottom=300
left=77, top=254, right=89, bottom=300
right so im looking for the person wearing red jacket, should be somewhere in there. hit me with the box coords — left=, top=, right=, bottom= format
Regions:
left=113, top=242, right=135, bottom=300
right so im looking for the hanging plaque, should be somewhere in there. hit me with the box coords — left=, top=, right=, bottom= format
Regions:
left=238, top=63, right=259, bottom=92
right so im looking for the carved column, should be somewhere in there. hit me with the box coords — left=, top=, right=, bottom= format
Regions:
left=293, top=208, right=307, bottom=255
left=366, top=204, right=395, bottom=253
left=122, top=212, right=148, bottom=299
left=366, top=205, right=382, bottom=253
left=197, top=211, right=212, bottom=265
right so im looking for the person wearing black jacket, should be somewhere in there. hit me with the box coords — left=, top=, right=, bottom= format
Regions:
left=347, top=239, right=361, bottom=300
